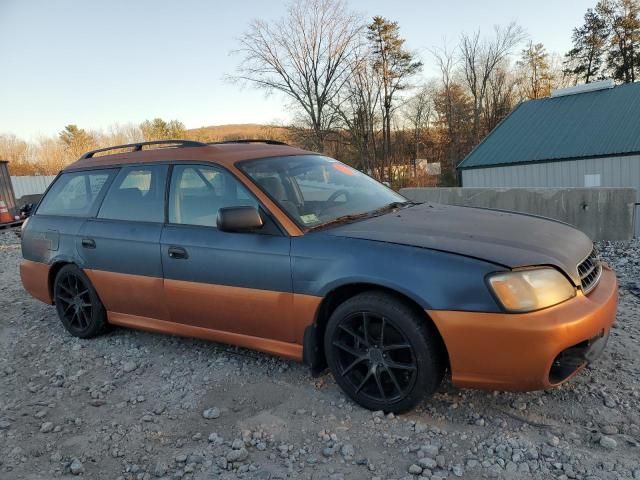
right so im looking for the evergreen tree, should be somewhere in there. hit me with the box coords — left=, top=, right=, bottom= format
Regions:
left=367, top=16, right=422, bottom=170
left=58, top=125, right=95, bottom=159
left=564, top=8, right=609, bottom=83
left=140, top=118, right=186, bottom=141
left=598, top=0, right=640, bottom=83
left=518, top=42, right=553, bottom=99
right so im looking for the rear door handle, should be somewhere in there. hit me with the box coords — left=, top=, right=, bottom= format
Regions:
left=168, top=246, right=188, bottom=259
left=81, top=238, right=96, bottom=249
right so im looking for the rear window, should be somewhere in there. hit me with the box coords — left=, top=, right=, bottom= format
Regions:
left=98, top=165, right=168, bottom=222
left=37, top=170, right=114, bottom=217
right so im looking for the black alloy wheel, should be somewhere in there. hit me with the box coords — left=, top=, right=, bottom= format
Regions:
left=54, top=264, right=108, bottom=338
left=332, top=311, right=418, bottom=403
left=325, top=291, right=445, bottom=412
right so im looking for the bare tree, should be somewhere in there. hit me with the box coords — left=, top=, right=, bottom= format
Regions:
left=0, top=134, right=35, bottom=175
left=99, top=124, right=144, bottom=146
left=331, top=47, right=382, bottom=173
left=36, top=137, right=70, bottom=174
left=483, top=62, right=518, bottom=131
left=431, top=45, right=475, bottom=184
left=459, top=22, right=525, bottom=142
left=233, top=0, right=363, bottom=151
left=0, top=134, right=29, bottom=164
left=403, top=83, right=435, bottom=173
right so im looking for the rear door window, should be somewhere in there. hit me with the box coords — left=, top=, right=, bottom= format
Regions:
left=98, top=165, right=168, bottom=223
left=37, top=170, right=114, bottom=217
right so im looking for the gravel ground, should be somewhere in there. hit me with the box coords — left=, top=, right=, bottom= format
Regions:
left=0, top=227, right=639, bottom=480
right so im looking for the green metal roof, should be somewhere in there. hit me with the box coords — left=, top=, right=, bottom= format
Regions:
left=458, top=82, right=640, bottom=170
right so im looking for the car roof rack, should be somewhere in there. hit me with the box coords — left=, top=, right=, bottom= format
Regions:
left=208, top=139, right=289, bottom=146
left=79, top=139, right=207, bottom=160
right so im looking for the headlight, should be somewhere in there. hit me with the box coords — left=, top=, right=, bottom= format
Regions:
left=488, top=268, right=576, bottom=313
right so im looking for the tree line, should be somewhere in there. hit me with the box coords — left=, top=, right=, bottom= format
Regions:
left=2, top=0, right=639, bottom=183
left=233, top=0, right=640, bottom=186
left=0, top=119, right=186, bottom=176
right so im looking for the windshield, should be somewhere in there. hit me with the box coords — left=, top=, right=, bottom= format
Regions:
left=239, top=155, right=407, bottom=229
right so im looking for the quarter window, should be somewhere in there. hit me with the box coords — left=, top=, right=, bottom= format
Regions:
left=98, top=165, right=168, bottom=222
left=37, top=170, right=114, bottom=216
left=169, top=165, right=258, bottom=227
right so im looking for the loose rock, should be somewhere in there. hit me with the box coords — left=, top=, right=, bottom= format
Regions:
left=39, top=422, right=54, bottom=433
left=69, top=458, right=84, bottom=475
left=202, top=407, right=220, bottom=419
left=599, top=436, right=617, bottom=449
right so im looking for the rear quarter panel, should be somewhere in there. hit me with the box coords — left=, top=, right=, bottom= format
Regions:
left=21, top=215, right=86, bottom=266
left=20, top=215, right=87, bottom=303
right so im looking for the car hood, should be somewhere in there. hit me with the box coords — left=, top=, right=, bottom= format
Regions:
left=327, top=203, right=592, bottom=285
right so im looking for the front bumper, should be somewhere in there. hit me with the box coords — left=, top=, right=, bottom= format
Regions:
left=427, top=265, right=618, bottom=391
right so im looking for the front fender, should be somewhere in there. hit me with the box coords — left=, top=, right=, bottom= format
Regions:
left=292, top=233, right=505, bottom=313
left=318, top=274, right=436, bottom=310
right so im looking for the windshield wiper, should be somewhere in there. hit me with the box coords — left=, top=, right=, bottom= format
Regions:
left=308, top=211, right=373, bottom=231
left=372, top=201, right=418, bottom=213
left=308, top=201, right=417, bottom=231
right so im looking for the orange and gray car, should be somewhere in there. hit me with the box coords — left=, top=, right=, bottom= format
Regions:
left=20, top=140, right=618, bottom=412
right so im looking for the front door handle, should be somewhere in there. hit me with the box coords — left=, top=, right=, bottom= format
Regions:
left=168, top=246, right=188, bottom=259
left=81, top=238, right=96, bottom=249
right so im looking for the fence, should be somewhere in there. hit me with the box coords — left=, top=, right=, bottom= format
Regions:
left=11, top=175, right=57, bottom=201
left=400, top=187, right=637, bottom=241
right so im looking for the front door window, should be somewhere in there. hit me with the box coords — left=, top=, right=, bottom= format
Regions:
left=169, top=165, right=257, bottom=227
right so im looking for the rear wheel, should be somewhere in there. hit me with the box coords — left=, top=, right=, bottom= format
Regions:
left=324, top=291, right=445, bottom=413
left=53, top=264, right=108, bottom=338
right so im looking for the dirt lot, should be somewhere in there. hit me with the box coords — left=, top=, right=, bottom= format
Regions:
left=1, top=227, right=639, bottom=480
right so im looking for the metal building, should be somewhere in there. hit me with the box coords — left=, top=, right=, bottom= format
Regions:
left=458, top=80, right=640, bottom=237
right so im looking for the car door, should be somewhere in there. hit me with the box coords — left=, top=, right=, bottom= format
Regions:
left=79, top=164, right=170, bottom=322
left=160, top=163, right=294, bottom=343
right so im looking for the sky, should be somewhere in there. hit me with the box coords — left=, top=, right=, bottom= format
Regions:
left=0, top=0, right=595, bottom=140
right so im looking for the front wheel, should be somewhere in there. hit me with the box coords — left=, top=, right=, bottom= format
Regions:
left=324, top=291, right=445, bottom=413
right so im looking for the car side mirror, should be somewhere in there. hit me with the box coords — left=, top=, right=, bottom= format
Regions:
left=217, top=206, right=264, bottom=232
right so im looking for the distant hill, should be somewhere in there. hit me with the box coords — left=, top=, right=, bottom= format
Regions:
left=185, top=124, right=293, bottom=143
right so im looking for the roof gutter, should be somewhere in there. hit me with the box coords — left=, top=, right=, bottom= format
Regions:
left=458, top=150, right=640, bottom=171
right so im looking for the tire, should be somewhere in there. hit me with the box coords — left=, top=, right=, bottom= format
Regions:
left=53, top=264, right=108, bottom=339
left=324, top=291, right=445, bottom=413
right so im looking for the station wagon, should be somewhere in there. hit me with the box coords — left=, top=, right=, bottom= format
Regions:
left=20, top=140, right=618, bottom=412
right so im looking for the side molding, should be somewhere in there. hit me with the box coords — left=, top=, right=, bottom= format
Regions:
left=108, top=312, right=304, bottom=360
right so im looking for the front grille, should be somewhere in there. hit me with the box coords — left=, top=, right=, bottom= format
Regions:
left=578, top=248, right=602, bottom=294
